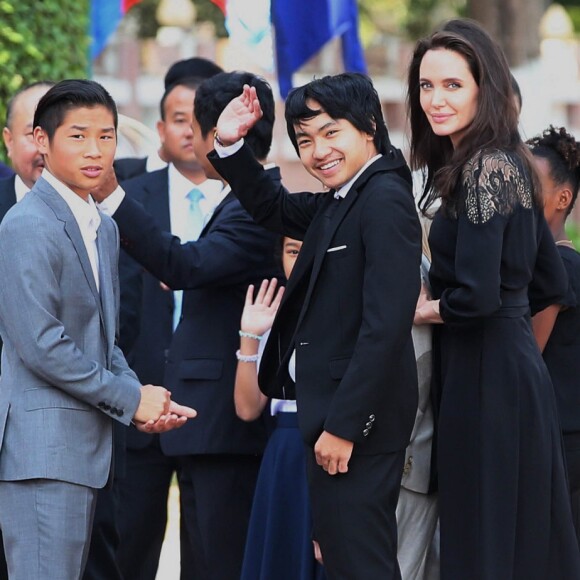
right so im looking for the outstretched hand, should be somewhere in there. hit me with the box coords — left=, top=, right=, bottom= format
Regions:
left=215, top=84, right=263, bottom=146
left=135, top=400, right=197, bottom=433
left=241, top=278, right=284, bottom=338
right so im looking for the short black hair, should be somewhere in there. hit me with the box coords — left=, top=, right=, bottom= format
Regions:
left=164, top=57, right=223, bottom=90
left=33, top=79, right=117, bottom=141
left=284, top=73, right=391, bottom=156
left=5, top=81, right=56, bottom=128
left=160, top=77, right=204, bottom=121
left=194, top=71, right=275, bottom=160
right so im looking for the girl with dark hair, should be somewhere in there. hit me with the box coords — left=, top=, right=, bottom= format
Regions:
left=409, top=19, right=580, bottom=579
left=529, top=126, right=580, bottom=547
left=234, top=238, right=325, bottom=580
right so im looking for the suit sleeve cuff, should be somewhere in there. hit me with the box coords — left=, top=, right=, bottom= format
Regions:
left=97, top=185, right=125, bottom=216
left=214, top=138, right=244, bottom=158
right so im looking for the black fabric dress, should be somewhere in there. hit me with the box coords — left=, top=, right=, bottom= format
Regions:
left=543, top=244, right=580, bottom=548
left=428, top=149, right=580, bottom=579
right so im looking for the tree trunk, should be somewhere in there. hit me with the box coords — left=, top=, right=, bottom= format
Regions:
left=467, top=0, right=546, bottom=66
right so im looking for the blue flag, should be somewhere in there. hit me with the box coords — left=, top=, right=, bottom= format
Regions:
left=90, top=0, right=142, bottom=60
left=271, top=0, right=367, bottom=98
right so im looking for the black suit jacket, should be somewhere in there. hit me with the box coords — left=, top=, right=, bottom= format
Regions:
left=0, top=175, right=17, bottom=222
left=112, top=170, right=282, bottom=455
left=114, top=157, right=148, bottom=182
left=118, top=168, right=174, bottom=449
left=210, top=146, right=421, bottom=455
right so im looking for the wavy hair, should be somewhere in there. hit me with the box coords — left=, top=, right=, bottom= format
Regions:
left=407, top=18, right=536, bottom=214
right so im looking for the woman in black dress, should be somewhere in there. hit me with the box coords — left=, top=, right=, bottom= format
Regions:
left=528, top=126, right=580, bottom=548
left=408, top=19, right=580, bottom=579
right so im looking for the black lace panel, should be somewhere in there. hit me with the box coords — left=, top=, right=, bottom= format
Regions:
left=461, top=150, right=532, bottom=224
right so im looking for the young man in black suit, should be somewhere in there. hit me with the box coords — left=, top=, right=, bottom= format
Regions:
left=93, top=71, right=281, bottom=580
left=114, top=74, right=223, bottom=580
left=209, top=73, right=422, bottom=579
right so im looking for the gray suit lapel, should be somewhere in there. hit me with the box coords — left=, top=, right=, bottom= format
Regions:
left=34, top=178, right=106, bottom=328
left=97, top=227, right=115, bottom=363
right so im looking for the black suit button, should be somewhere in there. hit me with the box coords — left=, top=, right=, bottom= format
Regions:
left=117, top=409, right=124, bottom=417
left=98, top=402, right=105, bottom=409
left=365, top=421, right=373, bottom=428
left=363, top=428, right=370, bottom=437
left=369, top=414, right=375, bottom=422
left=104, top=404, right=111, bottom=411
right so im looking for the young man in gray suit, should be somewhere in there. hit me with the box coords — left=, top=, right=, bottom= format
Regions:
left=0, top=80, right=195, bottom=580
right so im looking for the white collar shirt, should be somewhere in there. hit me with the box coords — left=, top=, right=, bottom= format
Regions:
left=42, top=169, right=102, bottom=291
left=14, top=175, right=29, bottom=203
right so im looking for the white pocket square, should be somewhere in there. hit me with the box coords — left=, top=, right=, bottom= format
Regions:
left=327, top=245, right=347, bottom=253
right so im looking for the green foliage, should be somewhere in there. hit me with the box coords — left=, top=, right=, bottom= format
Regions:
left=564, top=6, right=580, bottom=33
left=566, top=221, right=580, bottom=250
left=0, top=0, right=89, bottom=162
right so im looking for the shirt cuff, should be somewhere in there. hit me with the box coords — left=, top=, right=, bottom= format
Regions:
left=97, top=185, right=125, bottom=216
left=214, top=138, right=244, bottom=158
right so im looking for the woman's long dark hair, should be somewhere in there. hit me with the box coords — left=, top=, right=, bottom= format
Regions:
left=407, top=18, right=536, bottom=214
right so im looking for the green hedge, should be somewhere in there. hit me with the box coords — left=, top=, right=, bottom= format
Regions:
left=0, top=0, right=89, bottom=162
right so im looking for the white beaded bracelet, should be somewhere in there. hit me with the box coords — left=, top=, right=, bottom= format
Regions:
left=236, top=349, right=260, bottom=363
left=239, top=330, right=263, bottom=341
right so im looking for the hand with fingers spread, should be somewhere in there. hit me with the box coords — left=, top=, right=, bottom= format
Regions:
left=215, top=84, right=263, bottom=146
left=241, top=278, right=285, bottom=338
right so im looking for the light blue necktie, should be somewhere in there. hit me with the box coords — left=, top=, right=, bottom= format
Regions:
left=173, top=187, right=205, bottom=330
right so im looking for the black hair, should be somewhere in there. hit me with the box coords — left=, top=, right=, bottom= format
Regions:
left=164, top=57, right=223, bottom=90
left=5, top=81, right=55, bottom=128
left=284, top=72, right=391, bottom=156
left=194, top=71, right=275, bottom=160
left=160, top=77, right=205, bottom=121
left=528, top=125, right=580, bottom=216
left=33, top=79, right=117, bottom=141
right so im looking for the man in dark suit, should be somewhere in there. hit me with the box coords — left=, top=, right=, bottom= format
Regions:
left=95, top=72, right=280, bottom=579
left=113, top=57, right=223, bottom=182
left=209, top=73, right=422, bottom=579
left=115, top=74, right=224, bottom=580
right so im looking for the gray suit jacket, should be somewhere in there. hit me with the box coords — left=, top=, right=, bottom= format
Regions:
left=0, top=177, right=141, bottom=488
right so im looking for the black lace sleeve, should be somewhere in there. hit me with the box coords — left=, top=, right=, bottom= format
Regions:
left=461, top=150, right=533, bottom=224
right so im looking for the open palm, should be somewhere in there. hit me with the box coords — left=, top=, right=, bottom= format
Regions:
left=241, top=278, right=284, bottom=337
left=216, top=84, right=263, bottom=144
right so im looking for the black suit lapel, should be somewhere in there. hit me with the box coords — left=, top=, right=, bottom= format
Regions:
left=97, top=227, right=115, bottom=361
left=200, top=189, right=232, bottom=235
left=0, top=176, right=17, bottom=222
left=144, top=170, right=171, bottom=232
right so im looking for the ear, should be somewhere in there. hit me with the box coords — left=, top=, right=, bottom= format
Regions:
left=34, top=126, right=49, bottom=155
left=558, top=187, right=573, bottom=212
left=156, top=119, right=165, bottom=144
left=2, top=127, right=13, bottom=159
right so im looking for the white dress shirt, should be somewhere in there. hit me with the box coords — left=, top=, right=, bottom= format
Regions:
left=14, top=175, right=29, bottom=203
left=42, top=169, right=101, bottom=291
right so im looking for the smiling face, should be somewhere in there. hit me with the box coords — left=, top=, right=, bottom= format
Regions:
left=35, top=105, right=116, bottom=200
left=419, top=48, right=479, bottom=148
left=293, top=99, right=378, bottom=190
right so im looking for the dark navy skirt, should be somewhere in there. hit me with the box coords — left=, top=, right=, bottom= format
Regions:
left=241, top=412, right=325, bottom=580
